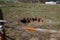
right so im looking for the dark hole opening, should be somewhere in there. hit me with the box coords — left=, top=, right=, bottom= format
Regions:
left=20, top=17, right=43, bottom=23
left=20, top=18, right=30, bottom=23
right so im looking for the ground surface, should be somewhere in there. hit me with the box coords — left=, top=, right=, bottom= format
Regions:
left=0, top=2, right=60, bottom=40
left=1, top=2, right=60, bottom=29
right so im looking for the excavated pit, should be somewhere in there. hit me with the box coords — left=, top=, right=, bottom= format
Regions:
left=20, top=17, right=44, bottom=23
left=20, top=17, right=44, bottom=26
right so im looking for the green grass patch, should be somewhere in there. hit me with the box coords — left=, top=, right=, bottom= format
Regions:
left=1, top=2, right=60, bottom=29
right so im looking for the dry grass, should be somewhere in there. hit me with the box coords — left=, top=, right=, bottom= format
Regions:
left=1, top=2, right=60, bottom=40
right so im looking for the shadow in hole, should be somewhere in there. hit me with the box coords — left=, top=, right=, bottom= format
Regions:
left=20, top=18, right=28, bottom=23
left=20, top=17, right=43, bottom=23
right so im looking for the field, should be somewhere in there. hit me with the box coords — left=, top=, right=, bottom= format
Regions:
left=1, top=2, right=60, bottom=40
